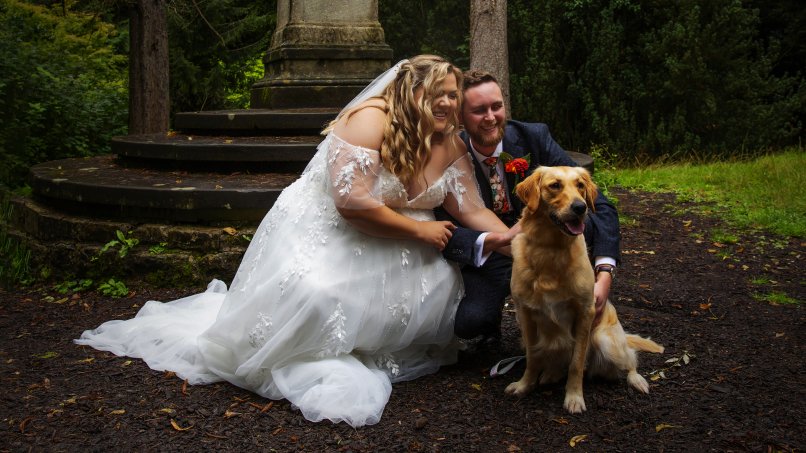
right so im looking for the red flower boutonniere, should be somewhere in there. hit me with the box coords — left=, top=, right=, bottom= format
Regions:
left=500, top=152, right=531, bottom=192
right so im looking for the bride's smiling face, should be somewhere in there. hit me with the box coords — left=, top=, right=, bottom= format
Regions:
left=414, top=72, right=459, bottom=133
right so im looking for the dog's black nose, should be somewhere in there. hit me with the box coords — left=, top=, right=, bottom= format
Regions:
left=571, top=200, right=587, bottom=216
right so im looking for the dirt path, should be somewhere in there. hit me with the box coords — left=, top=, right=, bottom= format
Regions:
left=1, top=188, right=803, bottom=452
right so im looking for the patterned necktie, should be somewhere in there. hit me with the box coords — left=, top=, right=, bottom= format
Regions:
left=483, top=156, right=510, bottom=214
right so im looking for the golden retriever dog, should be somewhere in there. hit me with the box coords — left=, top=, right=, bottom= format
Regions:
left=506, top=166, right=664, bottom=413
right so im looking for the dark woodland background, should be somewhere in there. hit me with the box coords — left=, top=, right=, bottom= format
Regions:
left=1, top=0, right=804, bottom=188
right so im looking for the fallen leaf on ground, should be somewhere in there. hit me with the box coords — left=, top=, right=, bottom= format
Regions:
left=656, top=423, right=681, bottom=432
left=569, top=434, right=588, bottom=447
left=19, top=417, right=34, bottom=433
left=170, top=419, right=193, bottom=431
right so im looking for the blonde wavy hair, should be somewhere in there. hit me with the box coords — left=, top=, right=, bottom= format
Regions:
left=326, top=55, right=463, bottom=186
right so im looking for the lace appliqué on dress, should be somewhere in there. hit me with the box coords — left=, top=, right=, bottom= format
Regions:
left=400, top=248, right=410, bottom=270
left=374, top=353, right=401, bottom=378
left=330, top=143, right=376, bottom=197
left=248, top=312, right=273, bottom=348
left=388, top=289, right=412, bottom=328
left=316, top=303, right=348, bottom=358
left=443, top=165, right=469, bottom=212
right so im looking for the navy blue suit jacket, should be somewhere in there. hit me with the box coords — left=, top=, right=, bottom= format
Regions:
left=438, top=120, right=621, bottom=266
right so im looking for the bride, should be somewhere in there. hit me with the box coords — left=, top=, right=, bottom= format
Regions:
left=76, top=55, right=514, bottom=427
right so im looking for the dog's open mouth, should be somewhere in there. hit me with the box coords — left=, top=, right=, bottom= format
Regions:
left=550, top=212, right=586, bottom=236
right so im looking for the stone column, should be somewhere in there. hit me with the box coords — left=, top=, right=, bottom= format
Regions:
left=250, top=0, right=393, bottom=109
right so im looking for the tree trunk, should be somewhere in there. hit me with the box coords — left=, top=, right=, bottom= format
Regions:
left=129, top=0, right=169, bottom=134
left=469, top=0, right=510, bottom=117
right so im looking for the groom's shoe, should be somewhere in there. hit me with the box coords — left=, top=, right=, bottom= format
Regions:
left=459, top=331, right=502, bottom=356
left=478, top=331, right=502, bottom=349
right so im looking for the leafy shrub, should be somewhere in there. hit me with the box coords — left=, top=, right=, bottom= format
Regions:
left=97, top=278, right=129, bottom=298
left=0, top=1, right=128, bottom=188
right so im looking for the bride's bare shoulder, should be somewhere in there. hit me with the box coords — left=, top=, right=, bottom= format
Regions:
left=445, top=133, right=469, bottom=162
left=332, top=100, right=388, bottom=151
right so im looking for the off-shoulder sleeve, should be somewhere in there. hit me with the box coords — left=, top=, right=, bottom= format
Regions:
left=326, top=134, right=385, bottom=210
left=440, top=153, right=486, bottom=216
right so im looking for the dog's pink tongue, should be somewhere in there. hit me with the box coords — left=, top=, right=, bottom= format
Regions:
left=566, top=221, right=585, bottom=235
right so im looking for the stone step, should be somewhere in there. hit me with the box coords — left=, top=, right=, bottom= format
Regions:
left=29, top=155, right=300, bottom=224
left=112, top=133, right=322, bottom=165
left=6, top=195, right=252, bottom=284
left=173, top=108, right=338, bottom=135
left=9, top=196, right=255, bottom=250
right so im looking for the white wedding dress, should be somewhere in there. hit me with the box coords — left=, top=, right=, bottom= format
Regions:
left=76, top=132, right=486, bottom=427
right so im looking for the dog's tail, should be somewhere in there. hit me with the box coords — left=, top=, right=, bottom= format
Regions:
left=626, top=335, right=664, bottom=353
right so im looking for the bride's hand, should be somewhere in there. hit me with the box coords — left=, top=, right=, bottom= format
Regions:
left=417, top=221, right=456, bottom=250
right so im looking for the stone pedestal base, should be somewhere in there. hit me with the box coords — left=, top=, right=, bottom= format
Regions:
left=250, top=46, right=392, bottom=108
left=250, top=0, right=392, bottom=109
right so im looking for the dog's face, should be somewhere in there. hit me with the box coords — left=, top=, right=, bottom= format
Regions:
left=515, top=166, right=598, bottom=236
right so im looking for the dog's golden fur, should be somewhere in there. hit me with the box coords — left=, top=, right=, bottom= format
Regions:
left=506, top=166, right=663, bottom=413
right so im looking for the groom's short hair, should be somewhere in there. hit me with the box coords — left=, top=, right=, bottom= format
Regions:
left=462, top=70, right=499, bottom=92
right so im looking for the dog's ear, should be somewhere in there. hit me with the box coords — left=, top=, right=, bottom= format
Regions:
left=579, top=168, right=598, bottom=212
left=516, top=168, right=542, bottom=212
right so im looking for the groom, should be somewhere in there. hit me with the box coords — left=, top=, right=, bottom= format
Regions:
left=439, top=70, right=621, bottom=343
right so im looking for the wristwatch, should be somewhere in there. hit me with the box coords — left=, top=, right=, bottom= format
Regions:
left=594, top=264, right=615, bottom=278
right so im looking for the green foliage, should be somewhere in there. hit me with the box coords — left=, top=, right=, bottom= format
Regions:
left=749, top=276, right=771, bottom=285
left=507, top=0, right=803, bottom=159
left=753, top=291, right=800, bottom=306
left=606, top=148, right=805, bottom=237
left=93, top=230, right=139, bottom=261
left=379, top=0, right=469, bottom=67
left=166, top=0, right=276, bottom=113
left=149, top=242, right=169, bottom=255
left=0, top=0, right=128, bottom=188
left=0, top=197, right=32, bottom=286
left=54, top=278, right=94, bottom=294
left=710, top=229, right=740, bottom=245
left=588, top=143, right=619, bottom=200
left=97, top=278, right=129, bottom=298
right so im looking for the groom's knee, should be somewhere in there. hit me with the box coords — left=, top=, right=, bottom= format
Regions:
left=454, top=296, right=505, bottom=339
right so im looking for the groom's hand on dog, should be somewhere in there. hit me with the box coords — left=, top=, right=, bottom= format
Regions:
left=592, top=275, right=612, bottom=327
left=483, top=222, right=522, bottom=256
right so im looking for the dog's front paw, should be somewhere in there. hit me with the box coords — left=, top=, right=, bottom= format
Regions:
left=627, top=371, right=650, bottom=394
left=563, top=393, right=587, bottom=413
left=505, top=379, right=534, bottom=397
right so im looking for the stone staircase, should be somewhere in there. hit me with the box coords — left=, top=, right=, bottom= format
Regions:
left=7, top=108, right=338, bottom=285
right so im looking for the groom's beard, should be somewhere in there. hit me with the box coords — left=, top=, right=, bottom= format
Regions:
left=472, top=121, right=506, bottom=148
